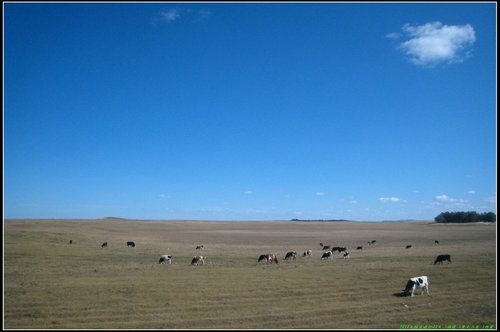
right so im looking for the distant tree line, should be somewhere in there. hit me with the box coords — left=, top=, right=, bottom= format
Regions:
left=434, top=211, right=496, bottom=223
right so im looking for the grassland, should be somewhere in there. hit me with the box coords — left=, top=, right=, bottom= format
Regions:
left=3, top=219, right=497, bottom=329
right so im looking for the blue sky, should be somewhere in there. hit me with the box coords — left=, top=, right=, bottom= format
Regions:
left=4, top=2, right=497, bottom=221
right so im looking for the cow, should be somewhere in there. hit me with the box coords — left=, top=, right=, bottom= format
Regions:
left=258, top=253, right=278, bottom=264
left=435, top=240, right=439, bottom=245
left=403, top=276, right=429, bottom=296
left=159, top=255, right=172, bottom=264
left=258, top=254, right=269, bottom=263
left=406, top=245, right=412, bottom=249
left=196, top=245, right=204, bottom=250
left=356, top=246, right=363, bottom=250
left=322, top=245, right=331, bottom=251
left=191, top=255, right=205, bottom=265
left=331, top=246, right=347, bottom=253
left=68, top=240, right=73, bottom=245
left=126, top=241, right=135, bottom=247
left=284, top=251, right=297, bottom=260
left=303, top=249, right=312, bottom=257
left=271, top=254, right=281, bottom=264
left=321, top=251, right=333, bottom=260
left=434, top=254, right=451, bottom=264
left=368, top=240, right=376, bottom=245
left=343, top=251, right=350, bottom=259
left=101, top=242, right=108, bottom=248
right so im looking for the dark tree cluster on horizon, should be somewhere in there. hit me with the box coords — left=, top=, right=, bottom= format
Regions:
left=434, top=211, right=496, bottom=223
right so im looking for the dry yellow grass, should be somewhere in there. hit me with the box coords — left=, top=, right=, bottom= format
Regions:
left=3, top=219, right=497, bottom=329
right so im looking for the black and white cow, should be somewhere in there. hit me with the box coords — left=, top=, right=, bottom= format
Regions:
left=101, top=242, right=108, bottom=248
left=303, top=249, right=312, bottom=257
left=126, top=241, right=135, bottom=247
left=196, top=245, right=204, bottom=250
left=403, top=276, right=429, bottom=296
left=435, top=240, right=440, bottom=245
left=406, top=245, right=412, bottom=249
left=159, top=255, right=172, bottom=264
left=191, top=255, right=205, bottom=265
left=331, top=246, right=347, bottom=254
left=321, top=251, right=333, bottom=260
left=356, top=246, right=363, bottom=250
left=343, top=251, right=350, bottom=259
left=284, top=251, right=297, bottom=260
left=434, top=254, right=451, bottom=264
left=258, top=254, right=269, bottom=263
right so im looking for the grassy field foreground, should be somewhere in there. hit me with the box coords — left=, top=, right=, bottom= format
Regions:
left=3, top=219, right=497, bottom=329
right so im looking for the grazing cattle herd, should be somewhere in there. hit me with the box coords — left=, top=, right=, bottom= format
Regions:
left=68, top=237, right=452, bottom=297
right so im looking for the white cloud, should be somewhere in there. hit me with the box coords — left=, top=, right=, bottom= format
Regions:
left=435, top=194, right=467, bottom=204
left=397, top=21, right=475, bottom=66
left=379, top=197, right=401, bottom=203
left=244, top=191, right=253, bottom=195
left=161, top=9, right=180, bottom=23
left=157, top=8, right=211, bottom=25
left=386, top=32, right=401, bottom=39
left=435, top=194, right=455, bottom=202
left=468, top=190, right=476, bottom=195
left=315, top=192, right=326, bottom=196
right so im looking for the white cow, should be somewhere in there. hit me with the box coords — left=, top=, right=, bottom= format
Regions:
left=159, top=255, right=172, bottom=264
left=403, top=276, right=429, bottom=296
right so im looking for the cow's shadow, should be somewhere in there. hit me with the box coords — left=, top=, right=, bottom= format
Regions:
left=393, top=292, right=409, bottom=297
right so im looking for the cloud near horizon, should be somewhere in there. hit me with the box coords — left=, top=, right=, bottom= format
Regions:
left=435, top=194, right=467, bottom=203
left=394, top=21, right=475, bottom=66
left=379, top=197, right=401, bottom=203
